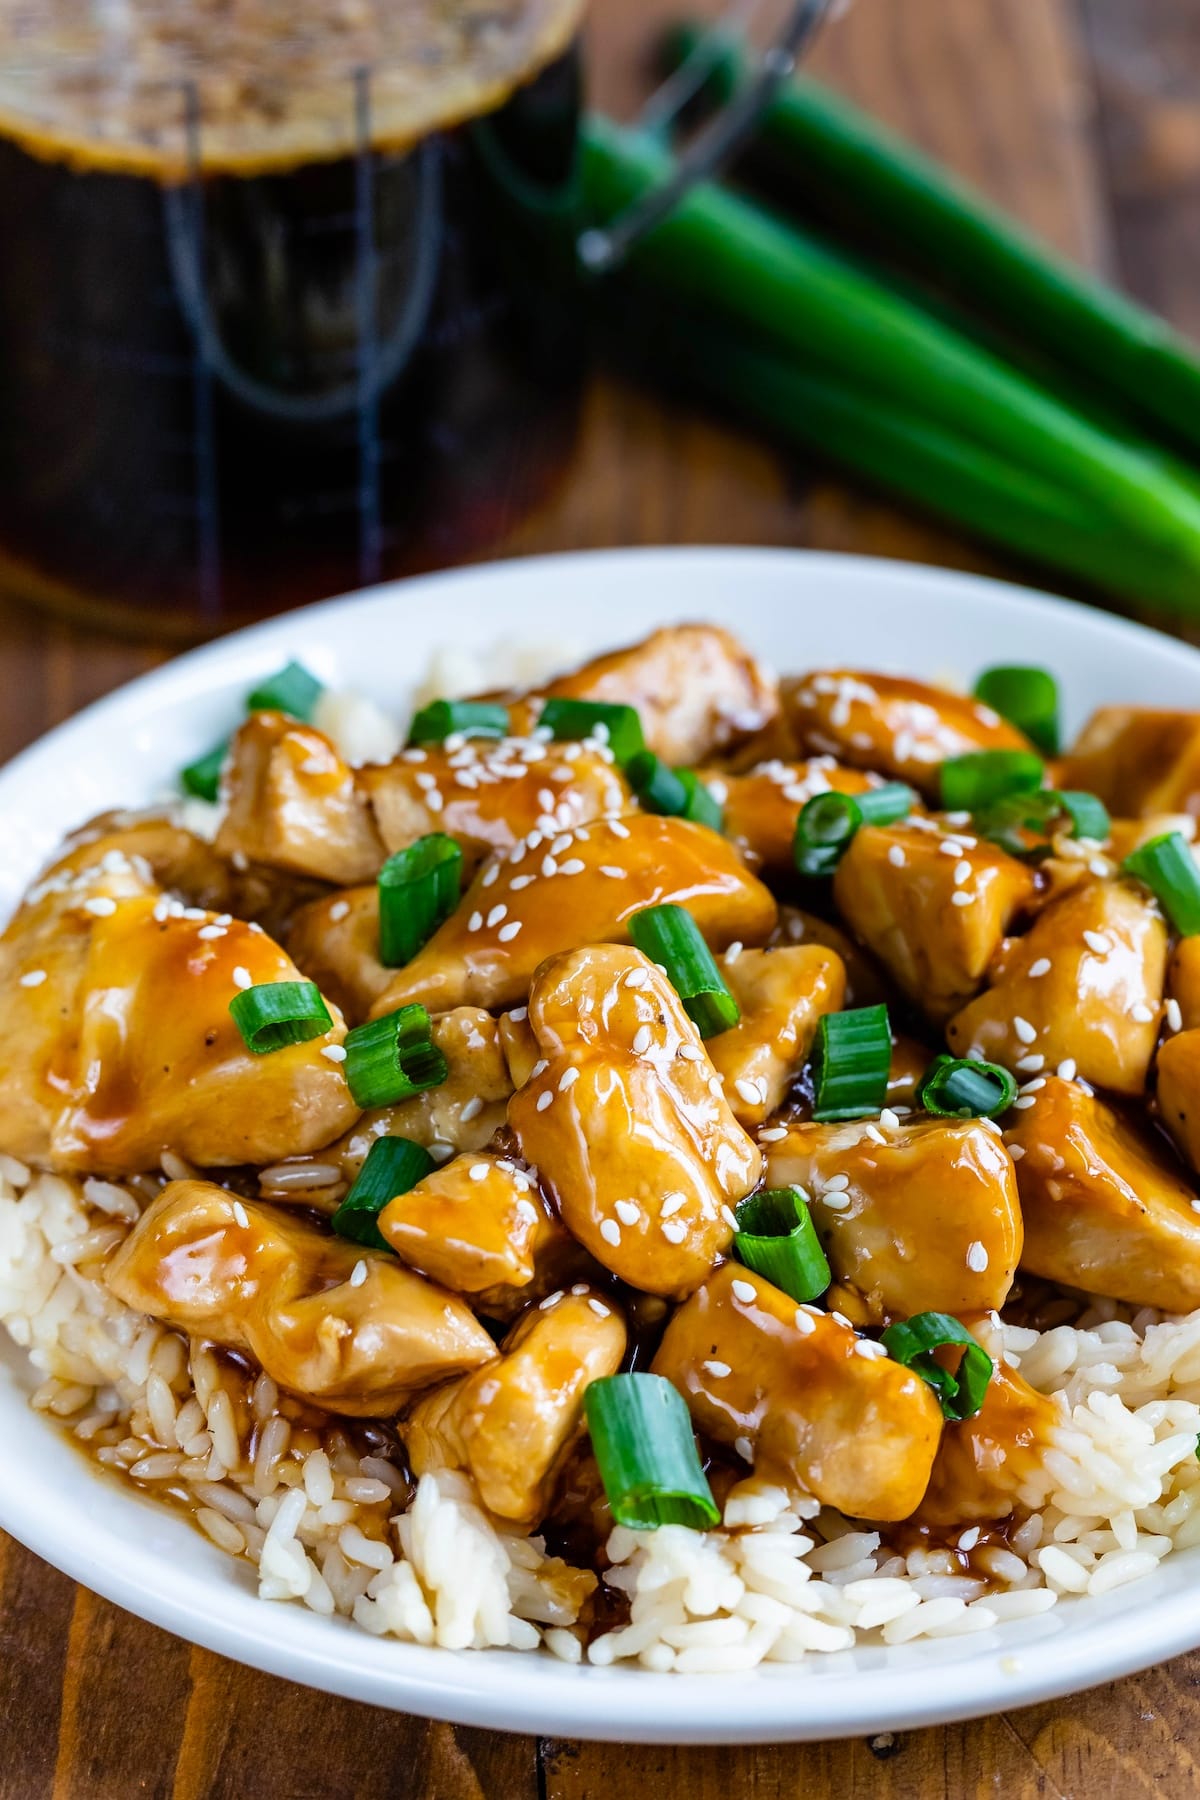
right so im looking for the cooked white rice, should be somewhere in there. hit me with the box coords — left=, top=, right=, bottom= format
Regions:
left=4, top=1162, right=1200, bottom=1672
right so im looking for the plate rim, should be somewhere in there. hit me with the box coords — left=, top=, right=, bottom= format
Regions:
left=5, top=542, right=1200, bottom=1743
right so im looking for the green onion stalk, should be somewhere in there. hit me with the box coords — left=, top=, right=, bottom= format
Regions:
left=576, top=116, right=1200, bottom=616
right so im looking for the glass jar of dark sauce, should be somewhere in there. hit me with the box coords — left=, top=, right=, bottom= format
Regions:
left=0, top=2, right=586, bottom=636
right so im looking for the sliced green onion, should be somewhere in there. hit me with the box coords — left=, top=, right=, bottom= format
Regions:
left=229, top=981, right=333, bottom=1055
left=343, top=1005, right=448, bottom=1108
left=1055, top=790, right=1110, bottom=843
left=246, top=660, right=323, bottom=721
left=811, top=1004, right=891, bottom=1121
left=538, top=698, right=646, bottom=767
left=331, top=1136, right=434, bottom=1253
left=407, top=699, right=510, bottom=745
left=377, top=835, right=463, bottom=967
left=733, top=1187, right=831, bottom=1304
left=917, top=1053, right=1017, bottom=1120
left=794, top=792, right=862, bottom=878
left=181, top=742, right=227, bottom=804
left=880, top=1312, right=994, bottom=1421
left=628, top=903, right=740, bottom=1037
left=1122, top=831, right=1200, bottom=936
left=974, top=786, right=1110, bottom=858
left=940, top=749, right=1045, bottom=812
left=584, top=1372, right=720, bottom=1530
left=794, top=782, right=915, bottom=876
left=626, top=751, right=722, bottom=827
left=973, top=666, right=1060, bottom=756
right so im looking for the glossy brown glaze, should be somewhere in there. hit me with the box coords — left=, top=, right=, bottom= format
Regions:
left=705, top=758, right=876, bottom=875
left=510, top=944, right=761, bottom=1298
left=216, top=710, right=384, bottom=885
left=653, top=1263, right=943, bottom=1520
left=1058, top=707, right=1200, bottom=817
left=368, top=813, right=777, bottom=1016
left=106, top=1181, right=497, bottom=1413
left=918, top=1355, right=1060, bottom=1527
left=708, top=945, right=846, bottom=1127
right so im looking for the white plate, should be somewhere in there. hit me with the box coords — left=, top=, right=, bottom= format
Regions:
left=3, top=546, right=1200, bottom=1744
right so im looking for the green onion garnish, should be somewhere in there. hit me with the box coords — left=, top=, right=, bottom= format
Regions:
left=939, top=749, right=1045, bottom=813
left=973, top=666, right=1060, bottom=756
left=181, top=743, right=227, bottom=804
left=794, top=782, right=915, bottom=876
left=733, top=1187, right=831, bottom=1304
left=628, top=903, right=740, bottom=1038
left=246, top=660, right=324, bottom=721
left=811, top=1004, right=891, bottom=1121
left=228, top=981, right=333, bottom=1055
left=407, top=699, right=510, bottom=745
left=626, top=751, right=723, bottom=829
left=343, top=1005, right=448, bottom=1109
left=879, top=1312, right=994, bottom=1421
left=331, top=1135, right=434, bottom=1253
left=917, top=1053, right=1017, bottom=1120
left=974, top=787, right=1110, bottom=858
left=538, top=698, right=646, bottom=767
left=584, top=1372, right=720, bottom=1531
left=377, top=834, right=463, bottom=968
left=1122, top=831, right=1200, bottom=936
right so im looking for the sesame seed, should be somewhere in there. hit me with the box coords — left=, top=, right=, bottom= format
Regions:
left=509, top=1006, right=528, bottom=1023
left=864, top=1124, right=886, bottom=1145
left=588, top=1298, right=611, bottom=1318
left=951, top=891, right=974, bottom=907
left=429, top=1140, right=454, bottom=1163
left=469, top=1162, right=489, bottom=1182
left=1083, top=930, right=1110, bottom=955
left=1028, top=958, right=1051, bottom=978
left=1089, top=858, right=1110, bottom=878
left=725, top=940, right=743, bottom=964
left=880, top=1108, right=900, bottom=1131
left=1131, top=1003, right=1155, bottom=1023
left=887, top=845, right=907, bottom=868
left=609, top=819, right=631, bottom=839
left=232, top=1200, right=250, bottom=1229
left=966, top=1241, right=989, bottom=1272
left=1019, top=1076, right=1046, bottom=1093
left=953, top=859, right=972, bottom=886
left=531, top=1059, right=549, bottom=1077
left=758, top=1126, right=789, bottom=1143
left=498, top=921, right=522, bottom=942
left=349, top=1259, right=368, bottom=1289
left=84, top=896, right=117, bottom=917
left=854, top=1340, right=887, bottom=1359
left=468, top=911, right=483, bottom=932
left=320, top=1043, right=348, bottom=1064
left=329, top=900, right=351, bottom=922
left=18, top=970, right=47, bottom=988
left=624, top=968, right=649, bottom=989
left=1015, top=1054, right=1044, bottom=1072
left=721, top=1205, right=739, bottom=1232
left=735, top=1077, right=766, bottom=1107
left=599, top=1219, right=621, bottom=1247
left=958, top=1526, right=981, bottom=1552
left=541, top=855, right=558, bottom=878
left=615, top=1199, right=640, bottom=1226
left=823, top=1173, right=850, bottom=1192
left=560, top=859, right=586, bottom=876
left=793, top=1309, right=815, bottom=1336
left=460, top=1096, right=483, bottom=1122
left=1167, top=999, right=1183, bottom=1033
left=731, top=1279, right=756, bottom=1304
left=571, top=1283, right=589, bottom=1296
left=599, top=865, right=625, bottom=879
left=703, top=1360, right=731, bottom=1379
left=662, top=1193, right=686, bottom=1217
left=539, top=1289, right=565, bottom=1311
left=939, top=840, right=962, bottom=856
left=415, top=771, right=436, bottom=790
left=679, top=1044, right=703, bottom=1062
left=481, top=864, right=499, bottom=889
left=945, top=811, right=972, bottom=828
left=1007, top=1143, right=1025, bottom=1160
left=661, top=1219, right=687, bottom=1244
left=734, top=1436, right=754, bottom=1464
left=1012, top=1096, right=1036, bottom=1110
left=511, top=874, right=535, bottom=891
left=559, top=1067, right=580, bottom=1092
left=197, top=924, right=225, bottom=940
left=632, top=1025, right=652, bottom=1055
left=822, top=1192, right=851, bottom=1212
left=485, top=904, right=507, bottom=928
left=1013, top=1016, right=1037, bottom=1044
left=183, top=907, right=207, bottom=921
left=536, top=1090, right=553, bottom=1113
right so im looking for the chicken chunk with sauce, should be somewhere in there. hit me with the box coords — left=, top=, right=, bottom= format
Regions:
left=653, top=1264, right=943, bottom=1520
left=510, top=944, right=761, bottom=1298
left=766, top=1116, right=1022, bottom=1326
left=707, top=945, right=845, bottom=1127
left=369, top=815, right=777, bottom=1017
left=834, top=818, right=1035, bottom=1024
left=106, top=1182, right=496, bottom=1415
left=947, top=878, right=1166, bottom=1094
left=1004, top=1076, right=1200, bottom=1312
left=216, top=710, right=384, bottom=884
left=707, top=759, right=877, bottom=876
left=1057, top=708, right=1200, bottom=819
left=286, top=884, right=390, bottom=1024
left=782, top=670, right=1030, bottom=797
left=404, top=1288, right=626, bottom=1528
left=917, top=1349, right=1060, bottom=1527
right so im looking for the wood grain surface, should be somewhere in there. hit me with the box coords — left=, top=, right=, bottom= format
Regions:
left=3, top=1, right=1199, bottom=1794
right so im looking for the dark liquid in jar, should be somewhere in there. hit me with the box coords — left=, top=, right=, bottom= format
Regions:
left=0, top=18, right=584, bottom=636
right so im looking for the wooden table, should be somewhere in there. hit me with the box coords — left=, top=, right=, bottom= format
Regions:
left=3, top=1, right=1199, bottom=1793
